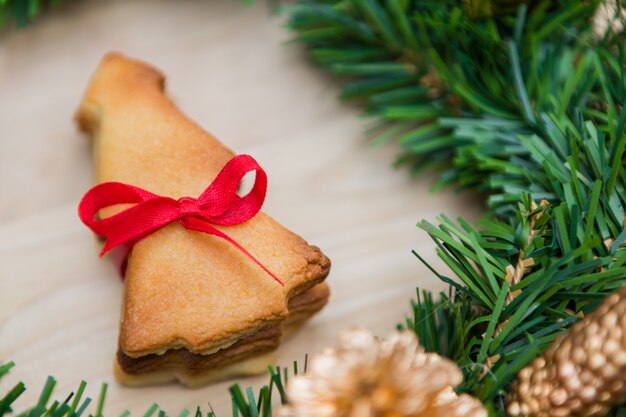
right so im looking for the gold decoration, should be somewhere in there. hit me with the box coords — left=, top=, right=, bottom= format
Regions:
left=506, top=287, right=626, bottom=417
left=593, top=0, right=626, bottom=39
left=504, top=200, right=548, bottom=304
left=419, top=69, right=444, bottom=99
left=481, top=201, right=548, bottom=377
left=280, top=328, right=487, bottom=417
left=418, top=68, right=463, bottom=115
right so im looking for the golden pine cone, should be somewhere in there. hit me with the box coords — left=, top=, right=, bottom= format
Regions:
left=280, top=328, right=487, bottom=417
left=593, top=0, right=626, bottom=39
left=506, top=287, right=626, bottom=417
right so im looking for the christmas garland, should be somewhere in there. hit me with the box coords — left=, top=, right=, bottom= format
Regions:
left=2, top=1, right=626, bottom=417
left=285, top=0, right=626, bottom=414
left=0, top=360, right=294, bottom=417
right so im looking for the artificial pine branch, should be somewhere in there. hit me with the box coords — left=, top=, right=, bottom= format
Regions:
left=0, top=0, right=67, bottom=29
left=285, top=0, right=625, bottom=216
left=285, top=0, right=626, bottom=415
left=0, top=361, right=295, bottom=417
left=408, top=194, right=626, bottom=396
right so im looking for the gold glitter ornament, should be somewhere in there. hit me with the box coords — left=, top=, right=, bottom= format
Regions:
left=280, top=328, right=487, bottom=417
left=506, top=287, right=626, bottom=417
left=593, top=0, right=626, bottom=39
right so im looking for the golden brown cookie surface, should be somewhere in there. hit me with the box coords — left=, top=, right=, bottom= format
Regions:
left=76, top=53, right=330, bottom=383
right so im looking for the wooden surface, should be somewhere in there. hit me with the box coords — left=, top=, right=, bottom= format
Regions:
left=0, top=1, right=481, bottom=414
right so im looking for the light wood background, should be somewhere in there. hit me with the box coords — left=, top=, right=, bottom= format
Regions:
left=0, top=1, right=481, bottom=415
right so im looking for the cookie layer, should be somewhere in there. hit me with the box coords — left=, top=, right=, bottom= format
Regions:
left=76, top=53, right=331, bottom=383
left=116, top=283, right=329, bottom=386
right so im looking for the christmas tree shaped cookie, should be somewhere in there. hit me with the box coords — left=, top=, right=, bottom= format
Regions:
left=76, top=53, right=331, bottom=386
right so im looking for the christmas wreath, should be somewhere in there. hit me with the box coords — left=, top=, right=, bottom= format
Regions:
left=1, top=1, right=625, bottom=416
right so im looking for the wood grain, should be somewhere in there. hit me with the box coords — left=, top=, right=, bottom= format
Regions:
left=0, top=1, right=482, bottom=415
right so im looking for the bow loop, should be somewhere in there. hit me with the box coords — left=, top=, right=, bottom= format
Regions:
left=79, top=182, right=160, bottom=235
left=78, top=154, right=283, bottom=285
left=196, top=154, right=268, bottom=224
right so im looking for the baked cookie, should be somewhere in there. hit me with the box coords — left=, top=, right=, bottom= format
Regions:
left=76, top=53, right=331, bottom=386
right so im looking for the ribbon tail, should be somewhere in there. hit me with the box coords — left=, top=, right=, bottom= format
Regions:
left=181, top=217, right=284, bottom=286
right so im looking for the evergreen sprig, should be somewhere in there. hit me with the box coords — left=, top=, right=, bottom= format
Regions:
left=285, top=0, right=626, bottom=415
left=285, top=0, right=625, bottom=216
left=0, top=361, right=299, bottom=417
left=0, top=0, right=67, bottom=29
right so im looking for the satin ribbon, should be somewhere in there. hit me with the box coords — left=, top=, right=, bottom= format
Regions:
left=78, top=154, right=283, bottom=285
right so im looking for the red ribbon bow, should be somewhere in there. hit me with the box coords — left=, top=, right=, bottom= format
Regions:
left=78, top=154, right=283, bottom=285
